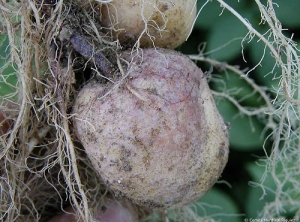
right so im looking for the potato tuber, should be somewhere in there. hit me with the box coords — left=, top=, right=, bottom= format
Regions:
left=100, top=0, right=197, bottom=49
left=48, top=199, right=139, bottom=222
left=73, top=48, right=229, bottom=209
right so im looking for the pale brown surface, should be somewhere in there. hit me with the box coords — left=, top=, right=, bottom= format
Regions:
left=73, top=48, right=229, bottom=209
left=100, top=0, right=197, bottom=49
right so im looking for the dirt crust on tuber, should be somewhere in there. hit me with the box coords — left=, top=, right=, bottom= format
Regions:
left=73, top=48, right=229, bottom=209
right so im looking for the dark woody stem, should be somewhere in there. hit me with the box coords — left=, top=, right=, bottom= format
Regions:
left=70, top=33, right=116, bottom=78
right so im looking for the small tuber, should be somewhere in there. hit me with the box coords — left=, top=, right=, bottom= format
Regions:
left=100, top=0, right=197, bottom=49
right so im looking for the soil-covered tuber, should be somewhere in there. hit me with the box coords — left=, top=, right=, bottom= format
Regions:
left=100, top=0, right=197, bottom=49
left=73, top=48, right=229, bottom=209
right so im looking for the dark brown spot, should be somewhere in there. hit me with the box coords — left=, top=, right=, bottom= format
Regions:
left=217, top=143, right=226, bottom=157
left=159, top=3, right=169, bottom=12
left=120, top=147, right=131, bottom=160
left=121, top=161, right=132, bottom=171
left=136, top=199, right=164, bottom=209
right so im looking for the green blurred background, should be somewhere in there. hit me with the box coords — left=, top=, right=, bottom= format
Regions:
left=1, top=0, right=299, bottom=221
left=176, top=0, right=300, bottom=221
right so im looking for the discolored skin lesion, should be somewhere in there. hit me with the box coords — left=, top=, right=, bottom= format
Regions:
left=73, top=48, right=229, bottom=209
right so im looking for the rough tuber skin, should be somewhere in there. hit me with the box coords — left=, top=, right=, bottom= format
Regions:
left=73, top=48, right=229, bottom=209
left=100, top=0, right=197, bottom=49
